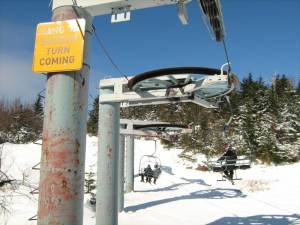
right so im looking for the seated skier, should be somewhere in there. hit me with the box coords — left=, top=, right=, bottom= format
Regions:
left=140, top=168, right=145, bottom=182
left=144, top=165, right=154, bottom=184
left=153, top=164, right=161, bottom=184
left=218, top=144, right=237, bottom=181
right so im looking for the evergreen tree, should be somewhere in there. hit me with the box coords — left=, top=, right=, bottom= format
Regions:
left=87, top=96, right=99, bottom=135
left=296, top=80, right=300, bottom=95
left=272, top=75, right=300, bottom=162
left=32, top=94, right=44, bottom=138
left=234, top=75, right=280, bottom=163
left=33, top=94, right=43, bottom=115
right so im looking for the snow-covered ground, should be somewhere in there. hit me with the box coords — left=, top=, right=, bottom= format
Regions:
left=1, top=136, right=300, bottom=225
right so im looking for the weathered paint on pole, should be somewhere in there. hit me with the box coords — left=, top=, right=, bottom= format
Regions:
left=125, top=135, right=134, bottom=193
left=96, top=88, right=120, bottom=225
left=37, top=6, right=92, bottom=225
left=118, top=135, right=125, bottom=212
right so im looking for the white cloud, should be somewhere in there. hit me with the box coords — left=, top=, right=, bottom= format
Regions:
left=0, top=21, right=35, bottom=52
left=0, top=52, right=45, bottom=102
left=0, top=20, right=45, bottom=102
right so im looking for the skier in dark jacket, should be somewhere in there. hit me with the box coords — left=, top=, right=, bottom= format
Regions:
left=144, top=165, right=154, bottom=183
left=140, top=169, right=145, bottom=182
left=153, top=164, right=161, bottom=184
left=218, top=145, right=237, bottom=180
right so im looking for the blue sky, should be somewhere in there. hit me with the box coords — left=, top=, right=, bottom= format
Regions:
left=0, top=0, right=299, bottom=103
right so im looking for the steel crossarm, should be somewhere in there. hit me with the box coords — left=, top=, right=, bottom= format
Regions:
left=99, top=75, right=230, bottom=108
left=52, top=0, right=192, bottom=16
left=120, top=119, right=192, bottom=137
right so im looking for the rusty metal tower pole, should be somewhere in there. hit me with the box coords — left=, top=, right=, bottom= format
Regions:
left=125, top=135, right=134, bottom=193
left=97, top=88, right=120, bottom=225
left=118, top=135, right=125, bottom=212
left=37, top=6, right=92, bottom=225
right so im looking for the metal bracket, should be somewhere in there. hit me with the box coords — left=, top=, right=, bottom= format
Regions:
left=178, top=1, right=189, bottom=25
left=30, top=188, right=39, bottom=195
left=111, top=6, right=131, bottom=23
left=32, top=162, right=41, bottom=170
left=28, top=215, right=38, bottom=221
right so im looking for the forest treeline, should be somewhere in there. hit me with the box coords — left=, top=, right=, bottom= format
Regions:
left=0, top=74, right=299, bottom=164
left=0, top=95, right=43, bottom=143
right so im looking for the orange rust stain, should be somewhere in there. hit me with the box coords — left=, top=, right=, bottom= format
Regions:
left=41, top=132, right=85, bottom=167
left=41, top=133, right=75, bottom=167
left=107, top=147, right=113, bottom=158
left=108, top=108, right=113, bottom=116
left=49, top=109, right=53, bottom=122
left=42, top=130, right=49, bottom=162
left=75, top=139, right=80, bottom=154
left=50, top=134, right=70, bottom=148
left=62, top=179, right=67, bottom=189
left=38, top=171, right=76, bottom=220
left=46, top=149, right=69, bottom=168
left=39, top=131, right=85, bottom=222
left=74, top=139, right=81, bottom=165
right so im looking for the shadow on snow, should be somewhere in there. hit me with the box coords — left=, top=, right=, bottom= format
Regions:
left=206, top=214, right=300, bottom=225
left=125, top=188, right=246, bottom=212
left=161, top=166, right=175, bottom=175
left=135, top=177, right=211, bottom=193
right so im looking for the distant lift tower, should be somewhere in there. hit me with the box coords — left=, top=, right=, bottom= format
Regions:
left=118, top=119, right=192, bottom=212
left=98, top=63, right=237, bottom=225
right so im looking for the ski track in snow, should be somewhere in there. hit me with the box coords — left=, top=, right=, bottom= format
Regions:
left=1, top=137, right=300, bottom=225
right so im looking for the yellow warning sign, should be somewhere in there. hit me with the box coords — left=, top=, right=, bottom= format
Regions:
left=32, top=19, right=86, bottom=73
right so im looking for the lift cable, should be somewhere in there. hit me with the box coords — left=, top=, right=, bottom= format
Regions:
left=92, top=25, right=129, bottom=81
left=200, top=0, right=232, bottom=73
left=71, top=0, right=78, bottom=6
left=222, top=39, right=231, bottom=74
left=70, top=0, right=128, bottom=81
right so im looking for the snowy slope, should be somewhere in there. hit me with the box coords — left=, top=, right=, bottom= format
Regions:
left=1, top=137, right=300, bottom=225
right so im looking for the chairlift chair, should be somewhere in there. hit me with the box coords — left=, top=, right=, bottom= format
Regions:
left=135, top=123, right=190, bottom=177
left=138, top=140, right=162, bottom=176
left=138, top=154, right=162, bottom=176
left=207, top=156, right=251, bottom=175
left=204, top=97, right=253, bottom=181
left=205, top=147, right=253, bottom=182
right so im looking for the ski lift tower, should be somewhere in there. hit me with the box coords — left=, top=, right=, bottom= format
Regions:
left=118, top=119, right=192, bottom=212
left=98, top=63, right=236, bottom=225
left=36, top=1, right=227, bottom=225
